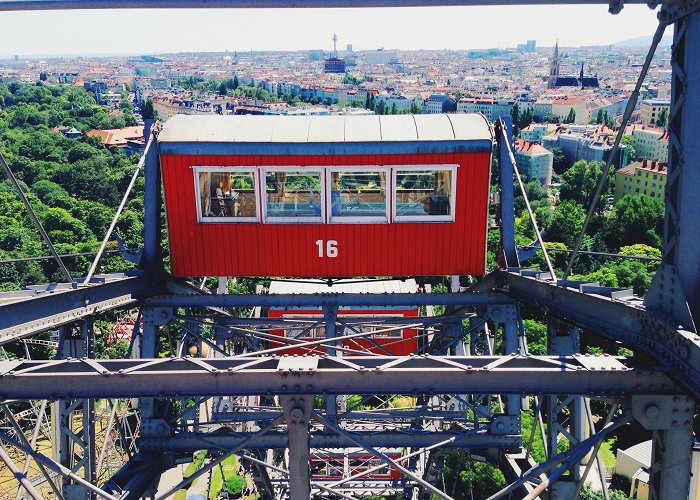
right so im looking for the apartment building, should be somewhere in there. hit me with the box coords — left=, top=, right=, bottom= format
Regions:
left=514, top=139, right=553, bottom=188
left=614, top=159, right=667, bottom=201
left=627, top=124, right=669, bottom=162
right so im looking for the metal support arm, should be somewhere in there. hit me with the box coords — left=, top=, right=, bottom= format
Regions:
left=0, top=355, right=679, bottom=400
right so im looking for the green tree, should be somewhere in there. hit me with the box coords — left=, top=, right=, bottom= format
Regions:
left=656, top=107, right=669, bottom=128
left=232, top=75, right=239, bottom=90
left=519, top=106, right=534, bottom=130
left=41, top=207, right=95, bottom=244
left=224, top=476, right=245, bottom=496
left=390, top=103, right=397, bottom=115
left=559, top=160, right=609, bottom=208
left=523, top=319, right=547, bottom=355
left=218, top=82, right=228, bottom=96
left=596, top=109, right=604, bottom=124
left=604, top=110, right=615, bottom=129
left=547, top=200, right=586, bottom=247
left=119, top=97, right=132, bottom=114
left=565, top=107, right=576, bottom=124
left=550, top=146, right=568, bottom=174
left=604, top=194, right=664, bottom=249
left=620, top=135, right=636, bottom=163
left=510, top=102, right=520, bottom=135
left=581, top=485, right=632, bottom=500
left=141, top=98, right=155, bottom=120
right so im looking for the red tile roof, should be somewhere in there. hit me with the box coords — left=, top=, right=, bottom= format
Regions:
left=515, top=139, right=550, bottom=156
left=87, top=126, right=144, bottom=147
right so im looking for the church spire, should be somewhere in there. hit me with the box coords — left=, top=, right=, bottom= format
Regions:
left=548, top=39, right=560, bottom=89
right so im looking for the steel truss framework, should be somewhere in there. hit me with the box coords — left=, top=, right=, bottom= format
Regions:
left=0, top=1, right=699, bottom=499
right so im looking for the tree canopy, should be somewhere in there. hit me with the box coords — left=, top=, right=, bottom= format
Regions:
left=0, top=82, right=142, bottom=290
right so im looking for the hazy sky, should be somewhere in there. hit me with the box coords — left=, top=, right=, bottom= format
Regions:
left=0, top=4, right=662, bottom=57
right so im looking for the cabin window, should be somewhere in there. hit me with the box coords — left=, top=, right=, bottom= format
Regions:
left=195, top=167, right=259, bottom=223
left=328, top=169, right=389, bottom=223
left=264, top=169, right=324, bottom=223
left=393, top=165, right=457, bottom=222
left=282, top=316, right=326, bottom=339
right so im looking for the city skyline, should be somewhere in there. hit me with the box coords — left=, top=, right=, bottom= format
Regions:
left=1, top=4, right=663, bottom=57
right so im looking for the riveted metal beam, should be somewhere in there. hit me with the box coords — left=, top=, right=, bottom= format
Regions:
left=0, top=355, right=680, bottom=400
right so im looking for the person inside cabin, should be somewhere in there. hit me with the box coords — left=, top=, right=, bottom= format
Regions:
left=215, top=179, right=228, bottom=216
left=429, top=171, right=450, bottom=215
left=214, top=176, right=240, bottom=216
left=330, top=175, right=343, bottom=216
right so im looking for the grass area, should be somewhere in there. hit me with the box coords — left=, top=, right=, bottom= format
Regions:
left=208, top=455, right=239, bottom=499
left=174, top=451, right=208, bottom=500
left=599, top=438, right=617, bottom=469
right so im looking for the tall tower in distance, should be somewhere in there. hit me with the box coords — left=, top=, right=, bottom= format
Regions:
left=332, top=33, right=338, bottom=56
left=548, top=40, right=560, bottom=89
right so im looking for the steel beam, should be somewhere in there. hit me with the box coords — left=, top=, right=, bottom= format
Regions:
left=0, top=355, right=679, bottom=400
left=101, top=452, right=166, bottom=500
left=0, top=0, right=653, bottom=11
left=281, top=395, right=313, bottom=499
left=0, top=273, right=163, bottom=344
left=147, top=292, right=513, bottom=308
left=646, top=5, right=700, bottom=330
left=490, top=270, right=700, bottom=397
left=142, top=121, right=162, bottom=275
left=140, top=431, right=520, bottom=452
left=497, top=118, right=519, bottom=268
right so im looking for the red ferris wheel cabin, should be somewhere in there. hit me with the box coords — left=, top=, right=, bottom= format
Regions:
left=158, top=114, right=493, bottom=278
left=265, top=279, right=420, bottom=357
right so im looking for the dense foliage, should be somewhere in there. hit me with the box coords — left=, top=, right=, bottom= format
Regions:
left=0, top=82, right=142, bottom=290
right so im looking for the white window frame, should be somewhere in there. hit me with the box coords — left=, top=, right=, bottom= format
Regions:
left=326, top=166, right=390, bottom=224
left=392, top=164, right=458, bottom=223
left=193, top=166, right=260, bottom=223
left=261, top=167, right=325, bottom=224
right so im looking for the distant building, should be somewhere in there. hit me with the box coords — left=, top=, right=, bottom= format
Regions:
left=626, top=124, right=669, bottom=162
left=542, top=124, right=628, bottom=169
left=425, top=94, right=456, bottom=114
left=520, top=124, right=557, bottom=142
left=548, top=41, right=561, bottom=89
left=87, top=126, right=144, bottom=155
left=153, top=96, right=235, bottom=121
left=375, top=94, right=419, bottom=113
left=514, top=139, right=553, bottom=187
left=364, top=49, right=399, bottom=65
left=84, top=80, right=108, bottom=104
left=616, top=441, right=651, bottom=500
left=639, top=98, right=671, bottom=125
left=548, top=41, right=599, bottom=88
left=324, top=57, right=346, bottom=74
left=53, top=126, right=82, bottom=139
left=456, top=98, right=517, bottom=121
left=614, top=159, right=667, bottom=202
left=516, top=39, right=537, bottom=53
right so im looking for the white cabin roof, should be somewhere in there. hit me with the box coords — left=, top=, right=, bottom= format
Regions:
left=159, top=113, right=492, bottom=144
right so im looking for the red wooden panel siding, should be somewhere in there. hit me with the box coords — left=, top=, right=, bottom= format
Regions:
left=160, top=152, right=491, bottom=277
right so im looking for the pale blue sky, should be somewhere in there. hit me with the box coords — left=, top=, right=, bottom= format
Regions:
left=0, top=4, right=662, bottom=57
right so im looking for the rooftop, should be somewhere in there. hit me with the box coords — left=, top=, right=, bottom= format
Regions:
left=86, top=125, right=144, bottom=147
